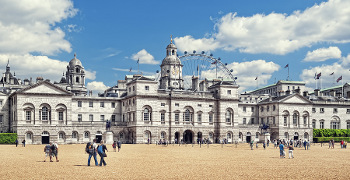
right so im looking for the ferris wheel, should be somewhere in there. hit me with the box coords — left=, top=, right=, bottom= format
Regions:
left=178, top=51, right=237, bottom=89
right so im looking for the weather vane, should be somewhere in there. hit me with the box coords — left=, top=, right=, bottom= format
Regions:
left=170, top=35, right=173, bottom=43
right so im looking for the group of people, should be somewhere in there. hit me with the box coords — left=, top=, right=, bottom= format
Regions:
left=14, top=139, right=26, bottom=147
left=43, top=142, right=59, bottom=162
left=86, top=139, right=122, bottom=166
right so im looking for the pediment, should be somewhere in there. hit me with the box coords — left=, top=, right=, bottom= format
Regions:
left=281, top=95, right=311, bottom=104
left=18, top=81, right=72, bottom=95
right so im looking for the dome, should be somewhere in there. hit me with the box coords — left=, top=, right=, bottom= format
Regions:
left=167, top=43, right=176, bottom=49
left=69, top=53, right=82, bottom=67
left=161, top=55, right=181, bottom=65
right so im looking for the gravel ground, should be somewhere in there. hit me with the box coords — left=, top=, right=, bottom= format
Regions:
left=0, top=143, right=348, bottom=179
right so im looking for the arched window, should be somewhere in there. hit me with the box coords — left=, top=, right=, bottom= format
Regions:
left=227, top=133, right=231, bottom=140
left=225, top=110, right=232, bottom=123
left=120, top=132, right=124, bottom=139
left=84, top=131, right=89, bottom=139
left=144, top=108, right=150, bottom=121
left=161, top=132, right=166, bottom=139
left=42, top=106, right=48, bottom=120
left=72, top=132, right=78, bottom=139
left=76, top=77, right=80, bottom=83
left=59, top=132, right=65, bottom=139
left=76, top=68, right=79, bottom=73
left=293, top=113, right=298, bottom=125
left=184, top=109, right=191, bottom=121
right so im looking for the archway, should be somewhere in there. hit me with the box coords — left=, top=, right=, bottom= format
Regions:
left=174, top=132, right=180, bottom=144
left=96, top=131, right=102, bottom=143
left=183, top=130, right=193, bottom=144
left=42, top=131, right=50, bottom=144
left=246, top=132, right=251, bottom=143
left=197, top=132, right=202, bottom=143
left=294, top=132, right=299, bottom=140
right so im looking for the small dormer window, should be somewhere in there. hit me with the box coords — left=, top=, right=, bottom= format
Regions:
left=76, top=68, right=79, bottom=73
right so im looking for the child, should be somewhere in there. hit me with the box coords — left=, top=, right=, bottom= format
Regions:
left=112, top=141, right=117, bottom=152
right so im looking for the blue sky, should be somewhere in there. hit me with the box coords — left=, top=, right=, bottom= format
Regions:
left=1, top=0, right=350, bottom=94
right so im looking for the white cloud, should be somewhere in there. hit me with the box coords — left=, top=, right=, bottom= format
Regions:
left=131, top=49, right=159, bottom=65
left=301, top=54, right=350, bottom=90
left=86, top=81, right=110, bottom=95
left=304, top=46, right=341, bottom=62
left=65, top=24, right=82, bottom=33
left=175, top=0, right=350, bottom=55
left=0, top=54, right=96, bottom=82
left=0, top=0, right=77, bottom=55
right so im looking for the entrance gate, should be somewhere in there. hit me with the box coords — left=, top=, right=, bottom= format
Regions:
left=246, top=132, right=251, bottom=143
left=42, top=131, right=50, bottom=144
left=183, top=130, right=193, bottom=144
left=175, top=132, right=180, bottom=144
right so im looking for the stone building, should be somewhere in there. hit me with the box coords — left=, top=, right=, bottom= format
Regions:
left=1, top=40, right=350, bottom=144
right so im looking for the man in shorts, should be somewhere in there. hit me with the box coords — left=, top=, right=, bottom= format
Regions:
left=51, top=142, right=59, bottom=162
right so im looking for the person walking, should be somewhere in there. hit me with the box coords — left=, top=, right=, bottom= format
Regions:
left=117, top=140, right=121, bottom=152
left=51, top=142, right=59, bottom=162
left=97, top=140, right=108, bottom=166
left=87, top=139, right=98, bottom=166
left=44, top=142, right=52, bottom=162
left=112, top=141, right=117, bottom=152
left=15, top=139, right=18, bottom=147
left=288, top=143, right=294, bottom=159
left=279, top=143, right=285, bottom=158
left=22, top=139, right=26, bottom=147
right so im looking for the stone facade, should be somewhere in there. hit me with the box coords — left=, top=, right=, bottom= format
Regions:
left=1, top=41, right=350, bottom=144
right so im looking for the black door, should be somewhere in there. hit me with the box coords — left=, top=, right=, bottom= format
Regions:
left=183, top=130, right=193, bottom=144
left=175, top=132, right=180, bottom=144
left=96, top=135, right=102, bottom=143
left=294, top=135, right=298, bottom=140
left=42, top=136, right=50, bottom=144
left=246, top=136, right=251, bottom=143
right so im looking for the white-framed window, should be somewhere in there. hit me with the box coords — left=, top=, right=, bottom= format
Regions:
left=42, top=106, right=48, bottom=121
left=145, top=86, right=149, bottom=90
left=243, top=106, right=246, bottom=112
left=100, top=115, right=105, bottom=121
left=161, top=103, right=165, bottom=106
left=284, top=116, right=287, bottom=126
left=209, top=113, right=213, bottom=124
left=293, top=113, right=298, bottom=125
left=320, top=108, right=324, bottom=113
left=303, top=116, right=307, bottom=125
left=225, top=110, right=232, bottom=123
left=251, top=107, right=254, bottom=112
left=111, top=115, right=116, bottom=122
left=111, top=102, right=115, bottom=108
left=273, top=117, right=275, bottom=125
left=227, top=90, right=231, bottom=94
left=78, top=114, right=82, bottom=122
left=58, top=112, right=63, bottom=121
left=161, top=132, right=165, bottom=139
left=175, top=103, right=179, bottom=107
left=72, top=132, right=77, bottom=138
left=100, top=102, right=104, bottom=108
left=175, top=113, right=179, bottom=122
left=26, top=111, right=31, bottom=121
left=26, top=133, right=32, bottom=139
left=78, top=101, right=82, bottom=107
left=59, top=133, right=64, bottom=139
left=161, top=112, right=165, bottom=124
left=273, top=105, right=276, bottom=111
left=251, top=118, right=255, bottom=124
left=120, top=132, right=124, bottom=139
left=320, top=121, right=324, bottom=129
left=0, top=115, right=3, bottom=123
left=347, top=109, right=350, bottom=114
left=184, top=109, right=191, bottom=121
left=331, top=121, right=339, bottom=129
left=84, top=132, right=89, bottom=138
left=227, top=133, right=231, bottom=140
left=243, top=118, right=246, bottom=125
left=89, top=114, right=93, bottom=122
left=333, top=108, right=338, bottom=113
left=312, top=121, right=316, bottom=128
left=144, top=108, right=150, bottom=121
left=255, top=132, right=259, bottom=139
left=197, top=113, right=202, bottom=123
left=312, top=108, right=316, bottom=113
left=89, top=101, right=93, bottom=107
left=347, top=121, right=350, bottom=129
left=267, top=106, right=269, bottom=112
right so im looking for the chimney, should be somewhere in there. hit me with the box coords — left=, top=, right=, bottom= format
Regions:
left=314, top=89, right=320, bottom=96
left=295, top=88, right=300, bottom=94
left=330, top=90, right=336, bottom=97
left=286, top=90, right=291, bottom=95
left=303, top=91, right=308, bottom=97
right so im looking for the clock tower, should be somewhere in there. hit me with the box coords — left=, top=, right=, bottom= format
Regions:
left=159, top=36, right=184, bottom=89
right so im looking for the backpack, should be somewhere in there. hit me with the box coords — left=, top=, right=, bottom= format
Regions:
left=97, top=145, right=104, bottom=154
left=86, top=142, right=94, bottom=154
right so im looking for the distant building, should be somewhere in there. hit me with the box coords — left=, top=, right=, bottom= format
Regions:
left=0, top=40, right=349, bottom=144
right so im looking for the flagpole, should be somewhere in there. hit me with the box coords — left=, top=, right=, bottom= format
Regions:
left=287, top=66, right=289, bottom=81
left=342, top=77, right=344, bottom=98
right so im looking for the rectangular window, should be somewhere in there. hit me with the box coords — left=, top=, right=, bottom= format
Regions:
left=78, top=101, right=82, bottom=107
left=0, top=115, right=3, bottom=123
left=100, top=115, right=105, bottom=121
left=133, top=86, right=135, bottom=91
left=347, top=109, right=350, bottom=114
left=209, top=114, right=213, bottom=124
left=145, top=86, right=149, bottom=90
left=284, top=117, right=287, bottom=126
left=260, top=118, right=264, bottom=124
left=227, top=90, right=231, bottom=94
left=175, top=103, right=179, bottom=107
left=100, top=102, right=104, bottom=108
left=59, top=112, right=63, bottom=121
left=0, top=101, right=2, bottom=106
left=161, top=113, right=165, bottom=124
left=333, top=108, right=337, bottom=113
left=129, top=87, right=131, bottom=92
left=267, top=106, right=269, bottom=112
left=175, top=113, right=179, bottom=122
left=26, top=111, right=31, bottom=121
left=198, top=104, right=202, bottom=107
left=320, top=121, right=324, bottom=129
left=243, top=106, right=246, bottom=112
left=111, top=102, right=115, bottom=108
left=303, top=116, right=307, bottom=125
left=312, top=121, right=316, bottom=128
left=243, top=118, right=246, bottom=125
left=161, top=103, right=165, bottom=107
left=111, top=115, right=116, bottom=122
left=89, top=114, right=93, bottom=122
left=273, top=117, right=275, bottom=125
left=331, top=122, right=339, bottom=129
left=89, top=101, right=93, bottom=107
left=320, top=108, right=324, bottom=113
left=197, top=114, right=202, bottom=123
left=209, top=105, right=213, bottom=107
left=312, top=108, right=316, bottom=113
left=251, top=107, right=254, bottom=112
left=251, top=118, right=254, bottom=124
left=347, top=122, right=350, bottom=129
left=266, top=117, right=269, bottom=124
left=78, top=114, right=82, bottom=122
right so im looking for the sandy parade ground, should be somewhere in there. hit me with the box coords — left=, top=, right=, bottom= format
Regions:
left=0, top=143, right=349, bottom=180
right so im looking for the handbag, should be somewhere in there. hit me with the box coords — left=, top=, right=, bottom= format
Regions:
left=103, top=153, right=107, bottom=157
